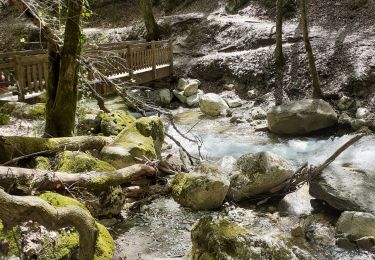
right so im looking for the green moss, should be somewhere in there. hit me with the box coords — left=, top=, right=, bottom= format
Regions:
left=94, top=223, right=115, bottom=259
left=134, top=117, right=165, bottom=158
left=0, top=113, right=10, bottom=125
left=39, top=192, right=89, bottom=211
left=30, top=156, right=52, bottom=170
left=40, top=229, right=79, bottom=259
left=0, top=102, right=18, bottom=114
left=98, top=110, right=136, bottom=136
left=0, top=221, right=21, bottom=257
left=57, top=151, right=116, bottom=173
left=39, top=193, right=115, bottom=259
left=28, top=103, right=46, bottom=119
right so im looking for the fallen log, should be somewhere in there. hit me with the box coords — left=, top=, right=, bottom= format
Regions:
left=0, top=188, right=98, bottom=260
left=0, top=164, right=155, bottom=193
left=0, top=136, right=110, bottom=164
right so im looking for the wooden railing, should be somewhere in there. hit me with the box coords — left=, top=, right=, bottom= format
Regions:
left=0, top=40, right=173, bottom=100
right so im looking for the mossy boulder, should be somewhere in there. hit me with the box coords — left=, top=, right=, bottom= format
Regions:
left=0, top=102, right=45, bottom=120
left=172, top=161, right=230, bottom=210
left=189, top=216, right=296, bottom=260
left=227, top=152, right=294, bottom=201
left=57, top=151, right=116, bottom=173
left=97, top=110, right=136, bottom=136
left=0, top=113, right=10, bottom=125
left=39, top=192, right=115, bottom=260
left=100, top=117, right=165, bottom=169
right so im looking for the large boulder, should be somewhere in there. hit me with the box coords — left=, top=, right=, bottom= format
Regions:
left=199, top=93, right=230, bottom=117
left=227, top=152, right=294, bottom=201
left=172, top=161, right=230, bottom=210
left=336, top=211, right=375, bottom=240
left=267, top=99, right=338, bottom=135
left=189, top=216, right=297, bottom=260
left=309, top=165, right=375, bottom=213
left=100, top=117, right=164, bottom=169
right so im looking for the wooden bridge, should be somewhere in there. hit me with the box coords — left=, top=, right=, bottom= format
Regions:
left=0, top=40, right=173, bottom=101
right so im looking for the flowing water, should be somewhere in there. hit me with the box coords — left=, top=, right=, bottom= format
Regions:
left=111, top=107, right=375, bottom=260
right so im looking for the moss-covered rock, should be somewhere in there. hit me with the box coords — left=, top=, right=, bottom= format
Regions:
left=189, top=216, right=295, bottom=260
left=97, top=110, right=136, bottom=136
left=39, top=193, right=115, bottom=260
left=172, top=161, right=230, bottom=210
left=0, top=113, right=10, bottom=125
left=100, top=117, right=165, bottom=169
left=0, top=102, right=45, bottom=120
left=57, top=151, right=116, bottom=173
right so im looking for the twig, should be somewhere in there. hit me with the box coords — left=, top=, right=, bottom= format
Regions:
left=1, top=150, right=54, bottom=166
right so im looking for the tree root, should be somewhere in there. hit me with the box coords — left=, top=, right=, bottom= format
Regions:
left=0, top=188, right=98, bottom=260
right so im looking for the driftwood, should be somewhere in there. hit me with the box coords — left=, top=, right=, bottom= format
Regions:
left=0, top=188, right=98, bottom=260
left=0, top=164, right=155, bottom=193
left=0, top=136, right=109, bottom=165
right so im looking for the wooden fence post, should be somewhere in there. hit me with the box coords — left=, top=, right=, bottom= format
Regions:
left=127, top=44, right=134, bottom=79
left=151, top=42, right=156, bottom=80
left=14, top=56, right=25, bottom=101
left=168, top=39, right=173, bottom=74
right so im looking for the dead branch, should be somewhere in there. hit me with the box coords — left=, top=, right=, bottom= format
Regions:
left=0, top=164, right=155, bottom=193
left=0, top=188, right=98, bottom=260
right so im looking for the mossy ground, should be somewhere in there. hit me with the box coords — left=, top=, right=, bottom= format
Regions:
left=57, top=151, right=116, bottom=173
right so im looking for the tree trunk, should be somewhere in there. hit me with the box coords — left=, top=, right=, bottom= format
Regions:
left=299, top=0, right=323, bottom=99
left=0, top=164, right=155, bottom=192
left=45, top=0, right=84, bottom=137
left=138, top=0, right=161, bottom=41
left=0, top=136, right=109, bottom=164
left=275, top=0, right=285, bottom=106
left=0, top=188, right=98, bottom=260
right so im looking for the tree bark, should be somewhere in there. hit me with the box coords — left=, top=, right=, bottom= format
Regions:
left=0, top=164, right=155, bottom=193
left=275, top=0, right=285, bottom=106
left=0, top=188, right=98, bottom=260
left=45, top=0, right=84, bottom=137
left=299, top=0, right=323, bottom=99
left=0, top=136, right=109, bottom=164
left=138, top=0, right=161, bottom=41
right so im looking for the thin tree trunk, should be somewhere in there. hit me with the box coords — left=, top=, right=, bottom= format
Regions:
left=45, top=0, right=83, bottom=137
left=275, top=0, right=285, bottom=106
left=0, top=188, right=98, bottom=260
left=138, top=0, right=161, bottom=41
left=299, top=0, right=323, bottom=99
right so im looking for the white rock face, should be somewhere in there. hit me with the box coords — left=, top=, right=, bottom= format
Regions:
left=186, top=89, right=204, bottom=107
left=227, top=151, right=294, bottom=201
left=267, top=99, right=338, bottom=135
left=156, top=88, right=172, bottom=106
left=199, top=93, right=229, bottom=117
left=336, top=211, right=375, bottom=239
left=356, top=107, right=371, bottom=119
left=251, top=107, right=267, bottom=120
left=225, top=98, right=243, bottom=108
left=177, top=78, right=200, bottom=97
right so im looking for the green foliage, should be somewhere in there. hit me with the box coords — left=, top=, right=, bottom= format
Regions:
left=0, top=113, right=10, bottom=125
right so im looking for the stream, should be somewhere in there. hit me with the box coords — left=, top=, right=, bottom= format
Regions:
left=110, top=107, right=375, bottom=260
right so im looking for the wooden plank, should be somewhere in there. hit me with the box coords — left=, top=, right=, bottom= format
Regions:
left=43, top=62, right=48, bottom=90
left=32, top=64, right=38, bottom=92
left=38, top=63, right=44, bottom=91
left=26, top=65, right=32, bottom=94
